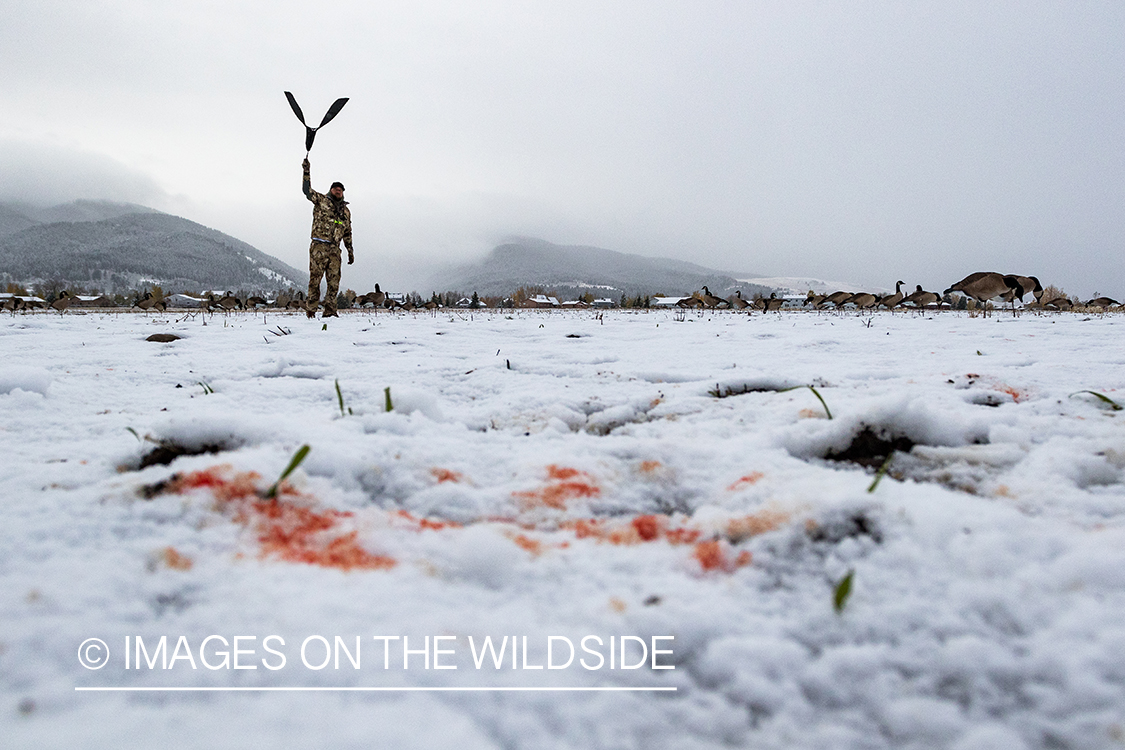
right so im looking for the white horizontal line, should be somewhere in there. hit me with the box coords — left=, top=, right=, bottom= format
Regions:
left=76, top=686, right=676, bottom=692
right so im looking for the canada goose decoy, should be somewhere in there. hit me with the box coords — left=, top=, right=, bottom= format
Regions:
left=133, top=292, right=158, bottom=312
left=821, top=290, right=852, bottom=308
left=676, top=296, right=703, bottom=309
left=728, top=290, right=750, bottom=310
left=1012, top=276, right=1043, bottom=304
left=879, top=281, right=906, bottom=309
left=25, top=298, right=45, bottom=310
left=1085, top=296, right=1119, bottom=309
left=286, top=291, right=307, bottom=310
left=761, top=292, right=784, bottom=312
left=1044, top=296, right=1073, bottom=311
left=900, top=285, right=938, bottom=308
left=699, top=286, right=728, bottom=309
left=246, top=296, right=268, bottom=308
left=217, top=291, right=243, bottom=311
left=357, top=284, right=386, bottom=309
left=3, top=296, right=26, bottom=313
left=804, top=290, right=826, bottom=308
left=50, top=290, right=72, bottom=313
left=846, top=292, right=879, bottom=310
left=944, top=272, right=1024, bottom=316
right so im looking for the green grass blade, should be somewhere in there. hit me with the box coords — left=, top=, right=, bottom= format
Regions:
left=834, top=569, right=855, bottom=613
left=1069, top=390, right=1123, bottom=411
left=867, top=453, right=895, bottom=493
left=807, top=385, right=832, bottom=419
left=335, top=379, right=346, bottom=416
left=266, top=444, right=310, bottom=499
left=384, top=386, right=394, bottom=412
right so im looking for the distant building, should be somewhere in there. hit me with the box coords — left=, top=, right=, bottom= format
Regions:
left=71, top=295, right=115, bottom=307
left=521, top=295, right=561, bottom=308
left=592, top=298, right=616, bottom=309
left=650, top=296, right=691, bottom=308
left=166, top=293, right=205, bottom=308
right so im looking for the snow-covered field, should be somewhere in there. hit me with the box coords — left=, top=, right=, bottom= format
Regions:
left=3, top=307, right=1124, bottom=750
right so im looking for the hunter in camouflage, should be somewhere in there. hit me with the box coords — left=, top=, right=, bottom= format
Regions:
left=302, top=157, right=353, bottom=318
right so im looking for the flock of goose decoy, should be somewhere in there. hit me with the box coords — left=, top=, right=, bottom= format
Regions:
left=4, top=273, right=1120, bottom=315
left=677, top=273, right=1120, bottom=313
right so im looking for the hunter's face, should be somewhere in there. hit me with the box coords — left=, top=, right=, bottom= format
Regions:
left=330, top=186, right=344, bottom=199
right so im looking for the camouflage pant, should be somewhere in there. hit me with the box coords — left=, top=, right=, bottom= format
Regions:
left=307, top=241, right=341, bottom=314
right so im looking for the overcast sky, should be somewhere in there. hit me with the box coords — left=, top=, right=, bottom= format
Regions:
left=2, top=1, right=1123, bottom=297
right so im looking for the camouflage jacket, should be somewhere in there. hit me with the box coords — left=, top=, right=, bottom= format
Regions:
left=303, top=164, right=353, bottom=252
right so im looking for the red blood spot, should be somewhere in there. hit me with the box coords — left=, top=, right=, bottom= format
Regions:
left=664, top=526, right=702, bottom=544
left=513, top=466, right=600, bottom=509
left=694, top=540, right=753, bottom=573
left=727, top=471, right=764, bottom=491
left=157, top=467, right=395, bottom=572
left=394, top=509, right=459, bottom=531
left=546, top=465, right=582, bottom=481
left=632, top=515, right=661, bottom=541
left=638, top=460, right=662, bottom=473
left=725, top=510, right=789, bottom=542
left=512, top=534, right=542, bottom=555
left=694, top=540, right=725, bottom=570
left=431, top=468, right=463, bottom=483
left=562, top=514, right=699, bottom=546
left=162, top=547, right=193, bottom=570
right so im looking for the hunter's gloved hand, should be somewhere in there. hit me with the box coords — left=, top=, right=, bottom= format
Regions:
left=302, top=158, right=310, bottom=169
left=347, top=252, right=354, bottom=265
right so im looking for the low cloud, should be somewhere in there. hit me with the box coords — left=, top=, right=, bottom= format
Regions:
left=0, top=139, right=166, bottom=206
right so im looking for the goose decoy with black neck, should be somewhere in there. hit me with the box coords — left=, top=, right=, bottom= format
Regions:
left=699, top=286, right=728, bottom=309
left=879, top=281, right=905, bottom=309
left=50, top=290, right=72, bottom=313
left=761, top=292, right=784, bottom=312
left=944, top=272, right=1024, bottom=315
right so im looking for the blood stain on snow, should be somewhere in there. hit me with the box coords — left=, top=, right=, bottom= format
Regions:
left=633, top=514, right=661, bottom=541
left=727, top=472, right=764, bottom=491
left=694, top=540, right=752, bottom=572
left=512, top=465, right=601, bottom=509
left=431, top=468, right=463, bottom=483
left=638, top=460, right=662, bottom=474
left=725, top=509, right=789, bottom=543
left=394, top=510, right=460, bottom=531
left=562, top=514, right=701, bottom=546
left=512, top=534, right=543, bottom=556
left=609, top=597, right=627, bottom=613
left=161, top=547, right=193, bottom=571
left=995, top=384, right=1025, bottom=402
left=155, top=467, right=396, bottom=572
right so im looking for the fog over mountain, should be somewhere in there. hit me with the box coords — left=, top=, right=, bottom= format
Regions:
left=427, top=237, right=774, bottom=299
left=0, top=200, right=305, bottom=292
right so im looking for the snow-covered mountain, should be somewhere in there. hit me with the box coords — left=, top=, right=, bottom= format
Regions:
left=428, top=237, right=774, bottom=299
left=0, top=200, right=306, bottom=292
left=737, top=276, right=893, bottom=296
